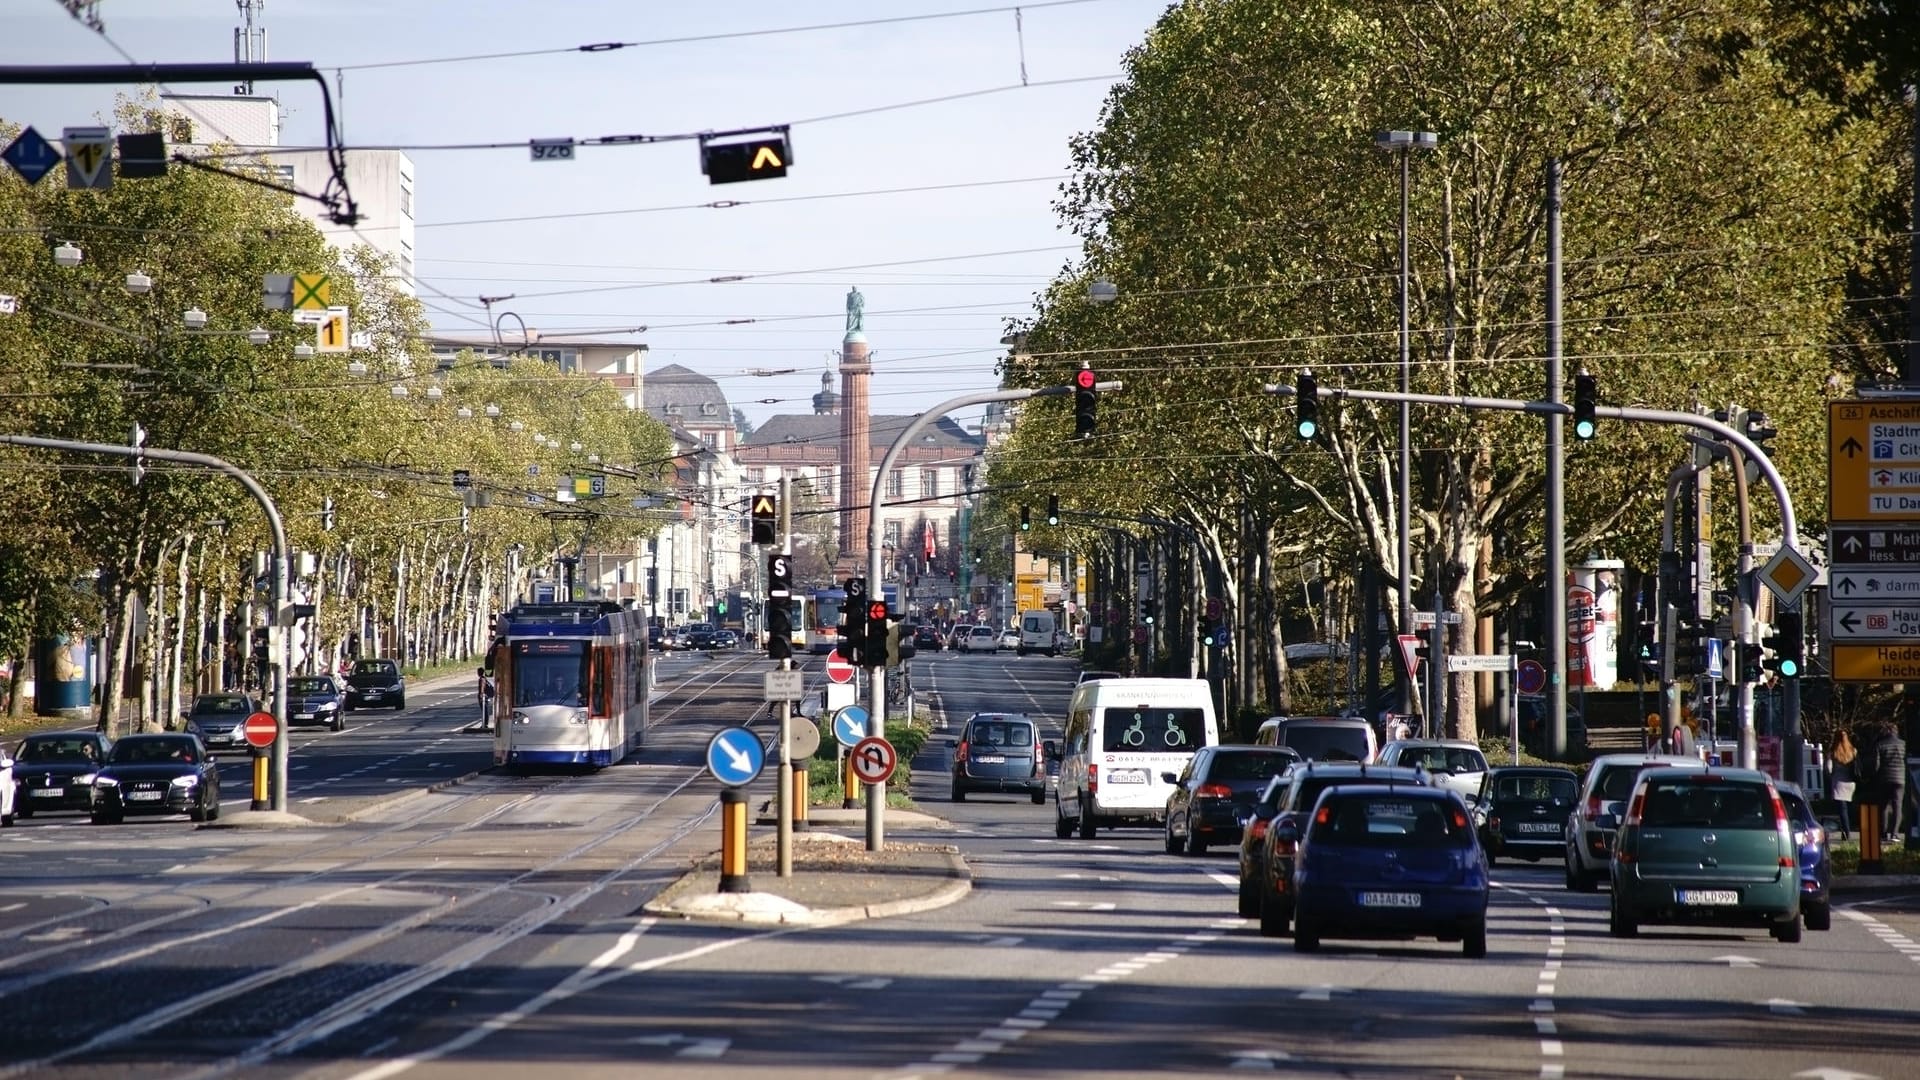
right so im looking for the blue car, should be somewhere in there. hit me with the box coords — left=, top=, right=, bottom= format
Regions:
left=1278, top=784, right=1490, bottom=957
left=1775, top=783, right=1832, bottom=931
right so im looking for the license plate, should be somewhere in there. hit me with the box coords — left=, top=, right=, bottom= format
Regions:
left=1107, top=769, right=1147, bottom=784
left=1359, top=891, right=1422, bottom=908
left=126, top=791, right=163, bottom=802
left=295, top=713, right=313, bottom=720
left=1515, top=822, right=1558, bottom=834
left=363, top=691, right=383, bottom=698
left=1677, top=889, right=1739, bottom=906
left=32, top=788, right=63, bottom=798
left=974, top=755, right=1005, bottom=764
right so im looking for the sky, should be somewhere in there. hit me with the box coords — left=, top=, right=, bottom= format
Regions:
left=5, top=0, right=1172, bottom=434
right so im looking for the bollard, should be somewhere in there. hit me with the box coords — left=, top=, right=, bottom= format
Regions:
left=842, top=748, right=857, bottom=809
left=718, top=788, right=751, bottom=893
left=251, top=750, right=270, bottom=812
left=1860, top=803, right=1883, bottom=874
left=792, top=759, right=810, bottom=832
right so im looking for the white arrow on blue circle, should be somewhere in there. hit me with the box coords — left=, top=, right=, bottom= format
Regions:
left=706, top=727, right=764, bottom=785
left=833, top=705, right=870, bottom=748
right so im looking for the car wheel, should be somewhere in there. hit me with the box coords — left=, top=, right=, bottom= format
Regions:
left=393, top=698, right=406, bottom=711
left=1078, top=796, right=1097, bottom=839
left=1608, top=898, right=1638, bottom=937
left=1772, top=917, right=1803, bottom=943
left=207, top=800, right=219, bottom=821
left=1259, top=889, right=1291, bottom=938
left=1237, top=872, right=1260, bottom=919
left=1804, top=901, right=1832, bottom=931
left=1463, top=921, right=1488, bottom=958
left=1565, top=856, right=1596, bottom=893
left=1184, top=826, right=1208, bottom=856
left=92, top=810, right=119, bottom=825
left=331, top=714, right=345, bottom=732
left=1054, top=794, right=1074, bottom=839
left=190, top=804, right=206, bottom=823
left=1030, top=788, right=1046, bottom=805
left=950, top=785, right=966, bottom=803
left=1163, top=820, right=1181, bottom=854
left=16, top=805, right=30, bottom=819
left=1292, top=915, right=1320, bottom=952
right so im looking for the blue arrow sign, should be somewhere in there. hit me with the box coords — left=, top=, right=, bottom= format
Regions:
left=706, top=726, right=765, bottom=787
left=2, top=126, right=61, bottom=186
left=832, top=705, right=870, bottom=748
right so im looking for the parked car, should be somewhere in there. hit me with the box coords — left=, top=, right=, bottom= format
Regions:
left=950, top=713, right=1047, bottom=804
left=963, top=626, right=1000, bottom=653
left=345, top=658, right=407, bottom=711
left=1282, top=784, right=1490, bottom=956
left=1475, top=765, right=1579, bottom=865
left=1565, top=753, right=1707, bottom=891
left=184, top=692, right=260, bottom=753
left=91, top=733, right=221, bottom=824
left=1376, top=739, right=1490, bottom=801
left=1250, top=762, right=1430, bottom=936
left=1608, top=767, right=1801, bottom=943
left=1254, top=715, right=1378, bottom=763
left=1162, top=745, right=1300, bottom=855
left=287, top=674, right=347, bottom=731
left=913, top=624, right=943, bottom=651
left=1776, top=782, right=1832, bottom=931
left=11, top=730, right=112, bottom=817
left=946, top=624, right=975, bottom=651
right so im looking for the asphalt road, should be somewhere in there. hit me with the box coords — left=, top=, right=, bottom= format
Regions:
left=2, top=645, right=1917, bottom=1079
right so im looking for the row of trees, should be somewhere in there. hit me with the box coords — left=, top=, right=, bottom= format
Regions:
left=0, top=104, right=676, bottom=732
left=987, top=0, right=1914, bottom=738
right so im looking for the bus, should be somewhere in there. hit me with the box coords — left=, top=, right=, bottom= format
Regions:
left=489, top=601, right=648, bottom=769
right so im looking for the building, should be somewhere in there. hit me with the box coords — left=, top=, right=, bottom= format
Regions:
left=627, top=365, right=746, bottom=623
left=424, top=332, right=645, bottom=408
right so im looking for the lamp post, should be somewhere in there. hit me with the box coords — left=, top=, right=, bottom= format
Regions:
left=1374, top=128, right=1438, bottom=718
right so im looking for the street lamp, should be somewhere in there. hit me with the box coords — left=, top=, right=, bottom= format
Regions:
left=484, top=402, right=501, bottom=418
left=124, top=270, right=152, bottom=294
left=53, top=241, right=82, bottom=268
left=456, top=405, right=473, bottom=419
left=293, top=343, right=315, bottom=359
left=390, top=384, right=409, bottom=399
left=247, top=326, right=271, bottom=346
left=346, top=360, right=368, bottom=376
left=1373, top=128, right=1438, bottom=716
left=183, top=307, right=208, bottom=330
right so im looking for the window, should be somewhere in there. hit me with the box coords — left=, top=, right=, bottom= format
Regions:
left=399, top=177, right=414, bottom=218
left=887, top=470, right=904, bottom=498
left=1101, top=707, right=1206, bottom=752
left=884, top=521, right=901, bottom=548
left=746, top=468, right=764, bottom=485
left=398, top=240, right=413, bottom=283
left=921, top=469, right=939, bottom=498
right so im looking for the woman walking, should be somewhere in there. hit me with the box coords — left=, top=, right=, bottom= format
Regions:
left=1830, top=730, right=1857, bottom=841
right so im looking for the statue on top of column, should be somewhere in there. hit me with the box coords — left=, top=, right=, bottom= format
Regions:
left=845, top=286, right=865, bottom=335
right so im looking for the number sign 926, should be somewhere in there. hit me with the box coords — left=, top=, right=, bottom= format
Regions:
left=529, top=139, right=576, bottom=162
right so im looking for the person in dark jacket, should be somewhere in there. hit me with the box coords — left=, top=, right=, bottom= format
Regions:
left=1873, top=721, right=1907, bottom=843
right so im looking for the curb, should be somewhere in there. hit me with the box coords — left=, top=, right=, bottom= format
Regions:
left=1834, top=873, right=1920, bottom=895
left=338, top=766, right=489, bottom=823
left=643, top=848, right=971, bottom=926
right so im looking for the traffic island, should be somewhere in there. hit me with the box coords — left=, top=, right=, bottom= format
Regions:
left=198, top=808, right=323, bottom=830
left=644, top=832, right=969, bottom=926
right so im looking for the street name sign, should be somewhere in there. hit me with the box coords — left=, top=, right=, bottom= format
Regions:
left=1447, top=653, right=1517, bottom=673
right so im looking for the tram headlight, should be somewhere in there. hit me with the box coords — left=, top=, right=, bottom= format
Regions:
left=512, top=712, right=531, bottom=726
left=571, top=709, right=588, bottom=725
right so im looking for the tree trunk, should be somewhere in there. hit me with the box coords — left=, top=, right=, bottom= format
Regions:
left=168, top=535, right=193, bottom=727
left=99, top=579, right=138, bottom=736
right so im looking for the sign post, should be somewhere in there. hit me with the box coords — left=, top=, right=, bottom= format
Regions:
left=243, top=710, right=277, bottom=811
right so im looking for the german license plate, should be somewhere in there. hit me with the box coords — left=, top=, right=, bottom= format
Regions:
left=1360, top=891, right=1422, bottom=908
left=1107, top=769, right=1147, bottom=784
left=974, top=755, right=1004, bottom=764
left=32, top=788, right=63, bottom=798
left=1516, top=822, right=1558, bottom=834
left=295, top=713, right=313, bottom=720
left=1677, top=889, right=1739, bottom=906
left=126, top=791, right=163, bottom=802
left=364, top=691, right=383, bottom=698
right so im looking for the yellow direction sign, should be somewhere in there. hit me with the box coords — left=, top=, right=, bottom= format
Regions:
left=1830, top=398, right=1920, bottom=520
left=1830, top=643, right=1920, bottom=683
left=293, top=272, right=331, bottom=311
left=316, top=306, right=349, bottom=354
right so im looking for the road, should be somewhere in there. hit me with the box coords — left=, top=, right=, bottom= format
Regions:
left=1, top=644, right=1916, bottom=1078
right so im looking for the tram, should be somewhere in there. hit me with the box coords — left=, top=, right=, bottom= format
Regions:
left=490, top=601, right=648, bottom=769
left=810, top=586, right=845, bottom=654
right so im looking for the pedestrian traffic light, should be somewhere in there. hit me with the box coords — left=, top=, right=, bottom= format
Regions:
left=1740, top=642, right=1764, bottom=683
left=1572, top=371, right=1597, bottom=440
left=1295, top=370, right=1319, bottom=439
left=1074, top=365, right=1097, bottom=439
left=1046, top=494, right=1060, bottom=527
left=321, top=496, right=335, bottom=532
left=1140, top=600, right=1154, bottom=626
left=1200, top=619, right=1216, bottom=648
left=863, top=599, right=890, bottom=669
left=750, top=493, right=777, bottom=546
left=1020, top=505, right=1031, bottom=532
left=1763, top=610, right=1803, bottom=678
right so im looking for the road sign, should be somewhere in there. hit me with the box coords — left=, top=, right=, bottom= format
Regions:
left=1830, top=399, right=1920, bottom=520
left=705, top=727, right=765, bottom=787
left=1396, top=633, right=1423, bottom=678
left=1830, top=644, right=1920, bottom=683
left=1411, top=611, right=1463, bottom=627
left=293, top=272, right=331, bottom=311
left=832, top=705, right=869, bottom=748
left=1759, top=545, right=1818, bottom=605
left=2, top=126, right=60, bottom=185
left=787, top=717, right=820, bottom=759
left=62, top=126, right=111, bottom=190
left=243, top=711, right=278, bottom=748
left=1516, top=659, right=1547, bottom=696
left=763, top=669, right=803, bottom=701
left=1706, top=638, right=1724, bottom=680
left=824, top=649, right=855, bottom=684
left=529, top=137, right=575, bottom=162
left=1830, top=526, right=1920, bottom=566
left=1204, top=597, right=1222, bottom=620
left=849, top=736, right=897, bottom=785
left=1829, top=567, right=1920, bottom=604
left=1447, top=653, right=1516, bottom=673
left=0, top=295, right=16, bottom=316
left=824, top=681, right=855, bottom=713
left=317, top=306, right=349, bottom=353
left=1829, top=605, right=1920, bottom=639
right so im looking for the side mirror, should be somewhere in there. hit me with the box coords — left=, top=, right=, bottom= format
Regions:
left=1161, top=771, right=1180, bottom=785
left=1043, top=741, right=1060, bottom=761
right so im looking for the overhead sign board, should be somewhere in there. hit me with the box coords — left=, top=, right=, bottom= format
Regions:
left=1829, top=399, right=1920, bottom=520
left=62, top=126, right=111, bottom=190
left=1830, top=644, right=1920, bottom=683
left=1829, top=605, right=1920, bottom=640
left=1828, top=567, right=1920, bottom=604
left=1831, top=526, right=1920, bottom=566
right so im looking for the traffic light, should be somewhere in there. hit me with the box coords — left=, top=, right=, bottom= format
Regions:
left=1295, top=370, right=1318, bottom=439
left=1074, top=365, right=1097, bottom=439
left=1047, top=494, right=1060, bottom=527
left=1671, top=623, right=1705, bottom=678
left=1740, top=642, right=1764, bottom=683
left=251, top=627, right=270, bottom=665
left=841, top=576, right=867, bottom=663
left=321, top=496, right=335, bottom=532
left=1572, top=371, right=1597, bottom=440
left=766, top=553, right=793, bottom=660
left=700, top=130, right=790, bottom=184
left=863, top=599, right=890, bottom=669
left=1763, top=610, right=1803, bottom=678
left=1140, top=600, right=1155, bottom=626
left=750, top=493, right=777, bottom=546
left=885, top=622, right=917, bottom=666
left=1200, top=619, right=1217, bottom=648
left=1020, top=505, right=1031, bottom=532
left=1743, top=409, right=1777, bottom=459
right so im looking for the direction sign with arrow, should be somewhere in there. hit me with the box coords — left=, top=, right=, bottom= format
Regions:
left=832, top=705, right=869, bottom=748
left=705, top=727, right=765, bottom=787
left=62, top=126, right=111, bottom=190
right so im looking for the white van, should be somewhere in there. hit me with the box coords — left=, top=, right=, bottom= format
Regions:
left=1052, top=677, right=1219, bottom=838
left=1017, top=609, right=1057, bottom=657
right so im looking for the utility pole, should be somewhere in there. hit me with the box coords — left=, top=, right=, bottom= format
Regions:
left=1545, top=158, right=1569, bottom=760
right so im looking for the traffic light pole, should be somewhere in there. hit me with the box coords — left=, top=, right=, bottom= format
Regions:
left=864, top=380, right=1122, bottom=851
left=776, top=474, right=793, bottom=879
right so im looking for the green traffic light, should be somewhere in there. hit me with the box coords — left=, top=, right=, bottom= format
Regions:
left=1574, top=418, right=1596, bottom=440
left=1296, top=418, right=1318, bottom=439
left=1778, top=657, right=1799, bottom=678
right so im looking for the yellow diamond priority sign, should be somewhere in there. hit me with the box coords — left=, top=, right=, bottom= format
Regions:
left=1759, top=545, right=1816, bottom=606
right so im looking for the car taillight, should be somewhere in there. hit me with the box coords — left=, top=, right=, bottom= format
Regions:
left=1196, top=783, right=1232, bottom=799
left=1087, top=763, right=1098, bottom=793
left=1250, top=818, right=1270, bottom=841
left=954, top=741, right=968, bottom=764
left=1586, top=795, right=1602, bottom=821
left=1489, top=815, right=1502, bottom=832
left=1623, top=791, right=1645, bottom=827
left=1767, top=787, right=1788, bottom=827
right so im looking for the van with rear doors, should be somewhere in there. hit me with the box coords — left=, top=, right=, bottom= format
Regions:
left=1017, top=609, right=1058, bottom=656
left=1053, top=677, right=1219, bottom=839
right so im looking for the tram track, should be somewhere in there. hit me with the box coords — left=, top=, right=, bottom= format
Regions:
left=0, top=648, right=785, bottom=1078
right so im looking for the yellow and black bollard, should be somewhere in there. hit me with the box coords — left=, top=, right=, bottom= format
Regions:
left=842, top=749, right=857, bottom=809
left=1860, top=803, right=1883, bottom=874
left=251, top=747, right=270, bottom=812
left=718, top=788, right=751, bottom=893
left=792, top=759, right=810, bottom=832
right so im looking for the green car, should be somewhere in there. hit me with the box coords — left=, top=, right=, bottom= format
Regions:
left=1609, top=767, right=1801, bottom=943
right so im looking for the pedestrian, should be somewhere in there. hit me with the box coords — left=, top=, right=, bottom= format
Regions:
left=476, top=666, right=495, bottom=730
left=1830, top=730, right=1857, bottom=840
left=1874, top=720, right=1908, bottom=843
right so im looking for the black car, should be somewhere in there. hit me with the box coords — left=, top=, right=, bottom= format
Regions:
left=711, top=629, right=740, bottom=649
left=647, top=625, right=668, bottom=652
left=287, top=674, right=348, bottom=731
left=91, top=733, right=221, bottom=824
left=913, top=625, right=943, bottom=651
left=345, top=658, right=407, bottom=710
left=185, top=692, right=259, bottom=753
left=1476, top=765, right=1579, bottom=865
left=13, top=730, right=113, bottom=817
left=1162, top=745, right=1300, bottom=855
left=950, top=713, right=1047, bottom=804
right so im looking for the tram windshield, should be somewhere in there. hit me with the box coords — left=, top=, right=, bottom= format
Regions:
left=511, top=640, right=587, bottom=707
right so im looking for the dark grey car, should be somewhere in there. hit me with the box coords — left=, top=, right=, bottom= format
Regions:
left=287, top=674, right=347, bottom=731
left=951, top=713, right=1046, bottom=804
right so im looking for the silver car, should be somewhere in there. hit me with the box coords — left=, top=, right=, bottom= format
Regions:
left=1564, top=753, right=1708, bottom=891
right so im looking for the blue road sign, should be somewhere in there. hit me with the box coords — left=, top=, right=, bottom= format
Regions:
left=832, top=705, right=870, bottom=748
left=706, top=726, right=765, bottom=787
left=1706, top=637, right=1724, bottom=680
left=2, top=126, right=61, bottom=186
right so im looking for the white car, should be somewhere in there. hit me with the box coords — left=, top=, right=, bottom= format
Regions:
left=998, top=628, right=1021, bottom=650
left=0, top=743, right=15, bottom=827
left=964, top=626, right=1000, bottom=653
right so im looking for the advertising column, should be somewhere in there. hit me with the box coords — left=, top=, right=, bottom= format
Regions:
left=1568, top=560, right=1624, bottom=691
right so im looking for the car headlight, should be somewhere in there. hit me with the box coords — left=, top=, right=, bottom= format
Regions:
left=73, top=772, right=97, bottom=785
left=94, top=776, right=119, bottom=787
left=317, top=701, right=338, bottom=712
left=171, top=775, right=199, bottom=788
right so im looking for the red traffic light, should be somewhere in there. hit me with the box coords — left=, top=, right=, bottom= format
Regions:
left=1074, top=367, right=1097, bottom=389
left=867, top=600, right=888, bottom=621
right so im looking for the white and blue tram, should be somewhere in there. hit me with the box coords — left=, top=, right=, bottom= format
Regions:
left=490, top=601, right=648, bottom=768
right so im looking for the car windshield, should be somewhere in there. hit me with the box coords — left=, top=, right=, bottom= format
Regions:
left=1599, top=763, right=1670, bottom=800
left=1399, top=746, right=1488, bottom=774
left=1209, top=750, right=1299, bottom=782
left=109, top=737, right=197, bottom=764
left=1639, top=778, right=1774, bottom=829
left=352, top=661, right=396, bottom=677
left=1277, top=725, right=1369, bottom=762
left=1311, top=795, right=1471, bottom=848
left=1101, top=707, right=1205, bottom=752
left=965, top=720, right=1033, bottom=747
left=1497, top=774, right=1577, bottom=801
left=195, top=697, right=249, bottom=714
left=19, top=737, right=98, bottom=763
left=288, top=678, right=333, bottom=694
